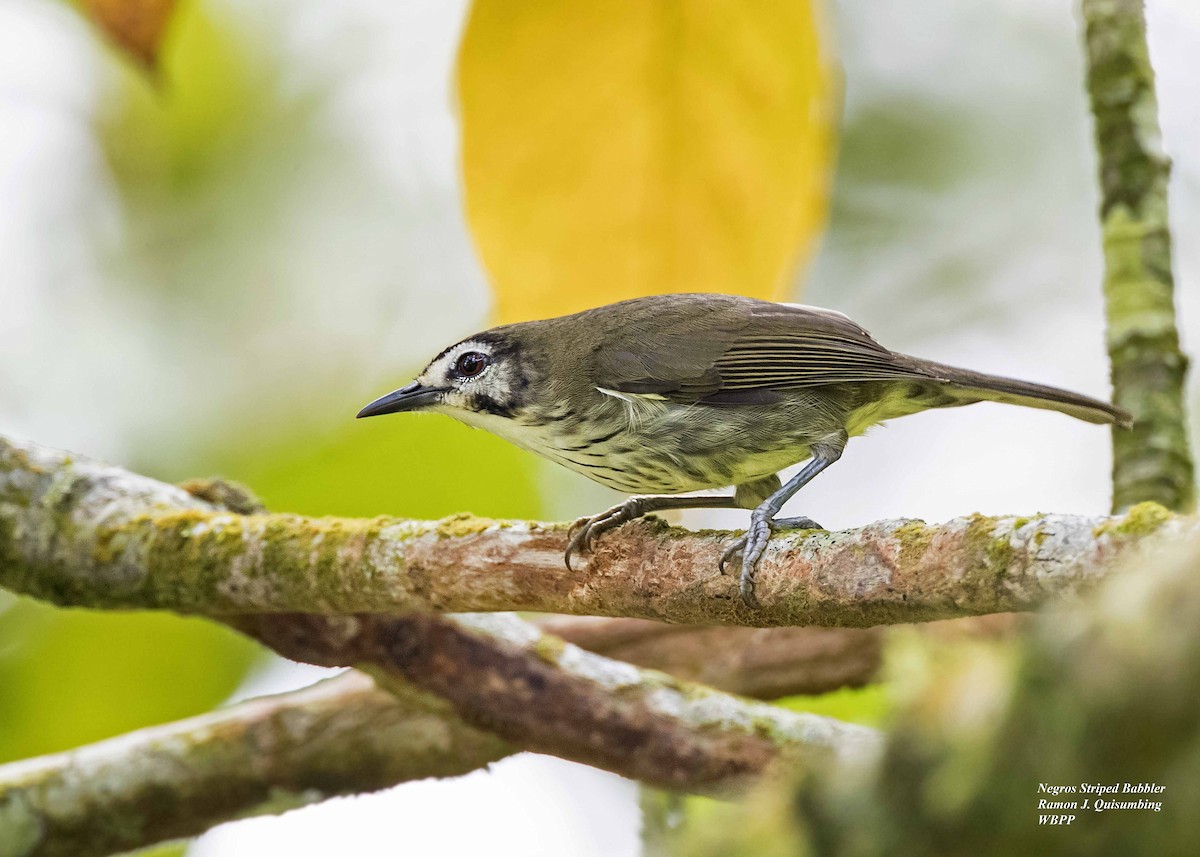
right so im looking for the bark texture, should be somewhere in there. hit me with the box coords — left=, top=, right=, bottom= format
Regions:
left=0, top=433, right=1189, bottom=856
left=228, top=611, right=878, bottom=792
left=0, top=434, right=883, bottom=856
left=663, top=535, right=1200, bottom=856
left=0, top=673, right=508, bottom=857
left=1081, top=0, right=1195, bottom=513
left=0, top=435, right=1186, bottom=628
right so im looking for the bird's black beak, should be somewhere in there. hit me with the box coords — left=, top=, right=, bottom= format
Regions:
left=356, top=382, right=442, bottom=418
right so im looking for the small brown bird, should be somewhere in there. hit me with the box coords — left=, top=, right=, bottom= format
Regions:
left=358, top=294, right=1129, bottom=607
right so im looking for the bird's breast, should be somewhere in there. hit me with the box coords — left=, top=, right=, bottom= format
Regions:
left=477, top=395, right=833, bottom=495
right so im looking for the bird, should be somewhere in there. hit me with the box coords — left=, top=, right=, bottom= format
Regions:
left=357, top=293, right=1130, bottom=608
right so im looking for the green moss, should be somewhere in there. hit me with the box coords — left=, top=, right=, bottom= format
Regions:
left=178, top=477, right=266, bottom=514
left=984, top=535, right=1014, bottom=573
left=961, top=514, right=1015, bottom=581
left=83, top=508, right=419, bottom=613
left=691, top=526, right=736, bottom=538
left=434, top=513, right=497, bottom=539
left=1092, top=501, right=1173, bottom=539
left=639, top=515, right=674, bottom=536
left=0, top=442, right=44, bottom=477
left=142, top=511, right=241, bottom=608
left=257, top=515, right=384, bottom=609
left=894, top=520, right=933, bottom=568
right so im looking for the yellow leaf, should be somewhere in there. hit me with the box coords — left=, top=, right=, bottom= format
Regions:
left=81, top=0, right=179, bottom=68
left=457, top=1, right=838, bottom=323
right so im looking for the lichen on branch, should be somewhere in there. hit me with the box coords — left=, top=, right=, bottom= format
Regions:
left=0, top=673, right=509, bottom=857
left=0, top=436, right=1188, bottom=628
left=1081, top=0, right=1196, bottom=513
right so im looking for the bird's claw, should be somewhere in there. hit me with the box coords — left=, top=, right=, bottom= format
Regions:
left=564, top=498, right=647, bottom=570
left=718, top=538, right=746, bottom=575
left=721, top=514, right=824, bottom=609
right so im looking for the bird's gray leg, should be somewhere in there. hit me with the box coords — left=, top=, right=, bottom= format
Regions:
left=565, top=494, right=743, bottom=570
left=721, top=435, right=846, bottom=609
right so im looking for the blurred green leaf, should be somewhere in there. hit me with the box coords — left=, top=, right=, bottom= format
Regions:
left=99, top=0, right=269, bottom=188
left=179, top=409, right=545, bottom=521
left=0, top=600, right=256, bottom=763
left=776, top=683, right=892, bottom=728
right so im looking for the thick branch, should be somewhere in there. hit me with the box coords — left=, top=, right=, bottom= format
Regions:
left=0, top=609, right=884, bottom=857
left=0, top=435, right=1188, bottom=627
left=0, top=673, right=509, bottom=857
left=664, top=538, right=1200, bottom=855
left=1, top=432, right=884, bottom=853
left=228, top=612, right=878, bottom=793
left=0, top=612, right=1026, bottom=857
left=1081, top=0, right=1195, bottom=512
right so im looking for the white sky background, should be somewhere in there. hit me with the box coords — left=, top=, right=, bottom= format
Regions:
left=1, top=0, right=1198, bottom=855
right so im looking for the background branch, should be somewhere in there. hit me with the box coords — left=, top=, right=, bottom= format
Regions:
left=544, top=614, right=1023, bottom=699
left=1, top=435, right=1186, bottom=628
left=1081, top=0, right=1195, bottom=513
left=661, top=535, right=1200, bottom=855
left=543, top=618, right=883, bottom=698
left=0, top=673, right=509, bottom=857
left=0, top=431, right=1188, bottom=854
left=228, top=611, right=879, bottom=792
left=0, top=613, right=1026, bottom=857
left=0, top=432, right=883, bottom=854
left=0, top=609, right=885, bottom=857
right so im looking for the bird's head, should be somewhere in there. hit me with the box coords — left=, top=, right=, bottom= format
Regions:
left=357, top=331, right=540, bottom=428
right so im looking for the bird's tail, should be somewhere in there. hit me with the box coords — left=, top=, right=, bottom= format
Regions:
left=901, top=357, right=1132, bottom=428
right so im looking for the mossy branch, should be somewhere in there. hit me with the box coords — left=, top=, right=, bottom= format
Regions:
left=1081, top=0, right=1196, bottom=513
left=0, top=436, right=1190, bottom=629
left=0, top=430, right=1191, bottom=854
left=0, top=673, right=509, bottom=857
left=0, top=613, right=1029, bottom=857
left=660, top=536, right=1200, bottom=855
left=0, top=616, right=879, bottom=857
left=0, top=434, right=885, bottom=856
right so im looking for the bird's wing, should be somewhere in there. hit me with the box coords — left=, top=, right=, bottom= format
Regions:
left=595, top=297, right=935, bottom=405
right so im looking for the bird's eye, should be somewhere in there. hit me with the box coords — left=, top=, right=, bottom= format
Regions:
left=454, top=351, right=490, bottom=378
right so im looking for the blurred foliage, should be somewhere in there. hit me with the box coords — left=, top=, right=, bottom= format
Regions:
left=1, top=0, right=871, bottom=811
left=458, top=0, right=837, bottom=322
left=640, top=661, right=890, bottom=854
left=0, top=1, right=274, bottom=768
left=0, top=599, right=255, bottom=763
left=99, top=1, right=271, bottom=190
left=176, top=406, right=543, bottom=521
left=2, top=0, right=544, bottom=772
left=76, top=0, right=178, bottom=68
left=777, top=683, right=891, bottom=729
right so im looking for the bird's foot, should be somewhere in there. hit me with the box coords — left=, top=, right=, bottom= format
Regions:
left=564, top=497, right=654, bottom=570
left=719, top=514, right=824, bottom=608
